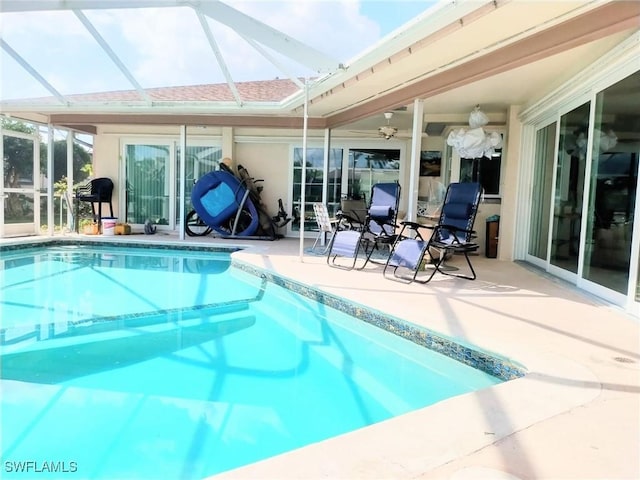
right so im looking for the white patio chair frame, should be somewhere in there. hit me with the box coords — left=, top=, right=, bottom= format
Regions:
left=312, top=203, right=338, bottom=253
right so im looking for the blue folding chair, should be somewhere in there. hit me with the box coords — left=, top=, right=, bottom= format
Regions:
left=383, top=182, right=482, bottom=283
left=327, top=182, right=401, bottom=270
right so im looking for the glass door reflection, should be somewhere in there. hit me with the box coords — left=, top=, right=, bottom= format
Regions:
left=582, top=72, right=639, bottom=294
left=550, top=102, right=591, bottom=274
left=528, top=122, right=556, bottom=261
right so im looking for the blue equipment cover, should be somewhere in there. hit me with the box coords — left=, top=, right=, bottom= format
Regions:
left=191, top=170, right=259, bottom=236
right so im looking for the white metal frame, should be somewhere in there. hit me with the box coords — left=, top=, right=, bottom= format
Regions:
left=0, top=0, right=340, bottom=108
left=628, top=181, right=640, bottom=316
left=518, top=118, right=556, bottom=270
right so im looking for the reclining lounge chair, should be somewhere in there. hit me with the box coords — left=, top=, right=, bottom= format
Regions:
left=326, top=182, right=401, bottom=270
left=383, top=182, right=482, bottom=283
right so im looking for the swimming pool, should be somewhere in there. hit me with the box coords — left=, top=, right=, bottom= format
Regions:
left=1, top=242, right=520, bottom=479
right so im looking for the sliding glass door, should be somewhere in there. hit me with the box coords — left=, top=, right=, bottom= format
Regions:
left=581, top=73, right=639, bottom=295
left=527, top=70, right=639, bottom=311
left=528, top=122, right=556, bottom=263
left=175, top=144, right=222, bottom=228
left=124, top=143, right=172, bottom=227
left=636, top=256, right=640, bottom=314
left=291, top=145, right=402, bottom=234
left=348, top=148, right=400, bottom=201
left=549, top=102, right=591, bottom=274
left=124, top=140, right=222, bottom=230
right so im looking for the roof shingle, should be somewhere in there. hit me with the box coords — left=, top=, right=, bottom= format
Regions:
left=19, top=78, right=303, bottom=104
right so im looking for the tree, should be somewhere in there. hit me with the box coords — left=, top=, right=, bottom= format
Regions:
left=48, top=140, right=93, bottom=188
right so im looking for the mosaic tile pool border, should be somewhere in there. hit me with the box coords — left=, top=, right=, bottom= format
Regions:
left=0, top=239, right=525, bottom=381
left=233, top=259, right=526, bottom=381
left=0, top=238, right=239, bottom=254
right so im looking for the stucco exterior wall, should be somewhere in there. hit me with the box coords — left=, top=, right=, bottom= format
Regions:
left=499, top=105, right=523, bottom=261
left=233, top=141, right=292, bottom=225
left=93, top=130, right=121, bottom=219
left=94, top=124, right=228, bottom=222
left=90, top=124, right=504, bottom=253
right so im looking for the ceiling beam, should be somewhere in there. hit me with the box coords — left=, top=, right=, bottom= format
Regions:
left=239, top=35, right=305, bottom=89
left=48, top=113, right=328, bottom=129
left=59, top=124, right=97, bottom=135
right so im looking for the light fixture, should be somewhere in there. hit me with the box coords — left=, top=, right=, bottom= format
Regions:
left=446, top=106, right=502, bottom=158
left=378, top=112, right=398, bottom=139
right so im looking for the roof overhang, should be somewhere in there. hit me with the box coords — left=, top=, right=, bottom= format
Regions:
left=315, top=0, right=640, bottom=128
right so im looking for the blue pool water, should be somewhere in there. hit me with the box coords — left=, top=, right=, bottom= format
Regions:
left=1, top=244, right=503, bottom=479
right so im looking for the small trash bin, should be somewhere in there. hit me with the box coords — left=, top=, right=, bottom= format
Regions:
left=485, top=215, right=499, bottom=258
left=101, top=217, right=118, bottom=236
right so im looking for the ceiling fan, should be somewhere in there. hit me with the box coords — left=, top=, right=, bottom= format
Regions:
left=343, top=111, right=427, bottom=140
left=378, top=112, right=398, bottom=139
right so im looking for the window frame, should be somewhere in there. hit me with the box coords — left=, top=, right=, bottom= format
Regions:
left=120, top=136, right=222, bottom=230
left=289, top=139, right=406, bottom=236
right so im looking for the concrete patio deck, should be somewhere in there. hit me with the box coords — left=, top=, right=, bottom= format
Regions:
left=1, top=233, right=638, bottom=479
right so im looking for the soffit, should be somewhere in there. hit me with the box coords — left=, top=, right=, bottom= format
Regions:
left=334, top=30, right=633, bottom=133
left=309, top=1, right=640, bottom=125
left=306, top=0, right=584, bottom=117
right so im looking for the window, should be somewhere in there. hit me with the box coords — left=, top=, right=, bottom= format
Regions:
left=459, top=149, right=502, bottom=196
left=291, top=146, right=402, bottom=233
left=175, top=144, right=222, bottom=227
left=348, top=148, right=400, bottom=201
left=292, top=147, right=343, bottom=232
left=449, top=131, right=504, bottom=197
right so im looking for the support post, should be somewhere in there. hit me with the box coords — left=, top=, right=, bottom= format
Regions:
left=298, top=79, right=309, bottom=261
left=179, top=125, right=187, bottom=241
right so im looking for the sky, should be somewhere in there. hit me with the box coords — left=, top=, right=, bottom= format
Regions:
left=0, top=0, right=436, bottom=101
